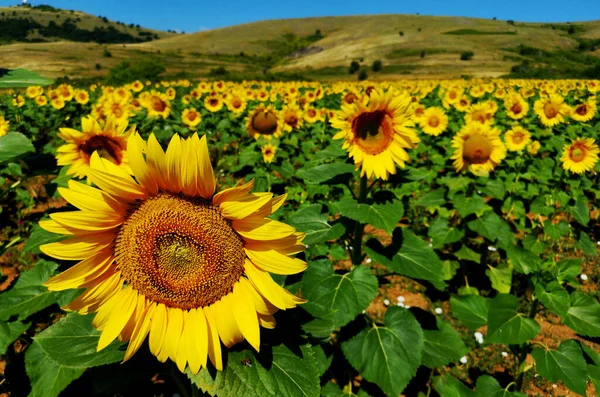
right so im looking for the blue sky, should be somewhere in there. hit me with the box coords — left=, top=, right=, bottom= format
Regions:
left=1, top=0, right=599, bottom=33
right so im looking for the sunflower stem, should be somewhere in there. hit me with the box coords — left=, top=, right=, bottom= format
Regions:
left=351, top=175, right=368, bottom=265
left=515, top=298, right=538, bottom=392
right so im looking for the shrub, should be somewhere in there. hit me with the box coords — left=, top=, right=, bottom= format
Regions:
left=372, top=59, right=383, bottom=72
left=103, top=48, right=112, bottom=57
left=210, top=66, right=228, bottom=76
left=105, top=58, right=165, bottom=84
left=357, top=69, right=368, bottom=81
left=460, top=51, right=474, bottom=61
left=95, top=63, right=102, bottom=70
left=420, top=50, right=426, bottom=58
left=349, top=61, right=360, bottom=74
left=399, top=31, right=404, bottom=36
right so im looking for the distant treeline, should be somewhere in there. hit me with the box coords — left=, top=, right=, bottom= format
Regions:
left=0, top=16, right=159, bottom=43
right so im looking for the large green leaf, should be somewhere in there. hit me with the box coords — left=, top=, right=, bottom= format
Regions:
left=0, top=132, right=35, bottom=165
left=33, top=313, right=126, bottom=368
left=366, top=229, right=448, bottom=290
left=588, top=365, right=600, bottom=396
left=338, top=194, right=403, bottom=234
left=341, top=307, right=423, bottom=397
left=0, top=321, right=29, bottom=355
left=569, top=199, right=589, bottom=225
left=422, top=319, right=469, bottom=368
left=452, top=194, right=486, bottom=218
left=534, top=282, right=569, bottom=317
left=300, top=259, right=377, bottom=328
left=505, top=243, right=540, bottom=274
left=296, top=163, right=355, bottom=184
left=0, top=260, right=59, bottom=321
left=474, top=375, right=526, bottom=397
left=450, top=294, right=489, bottom=330
left=433, top=375, right=475, bottom=397
left=563, top=292, right=600, bottom=337
left=188, top=344, right=320, bottom=397
left=486, top=294, right=540, bottom=345
left=555, top=258, right=583, bottom=283
left=0, top=68, right=54, bottom=88
left=26, top=341, right=85, bottom=397
left=428, top=218, right=464, bottom=249
left=415, top=188, right=447, bottom=207
left=486, top=265, right=512, bottom=294
left=532, top=339, right=587, bottom=396
left=288, top=205, right=345, bottom=245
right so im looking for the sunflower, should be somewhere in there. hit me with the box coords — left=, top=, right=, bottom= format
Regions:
left=182, top=108, right=202, bottom=129
left=56, top=116, right=134, bottom=179
left=204, top=95, right=224, bottom=113
left=451, top=123, right=506, bottom=176
left=419, top=106, right=448, bottom=136
left=303, top=106, right=323, bottom=124
left=527, top=141, right=541, bottom=155
left=454, top=95, right=471, bottom=112
left=246, top=104, right=284, bottom=140
left=75, top=90, right=90, bottom=105
left=504, top=94, right=529, bottom=120
left=464, top=103, right=494, bottom=126
left=534, top=94, right=571, bottom=127
left=225, top=94, right=247, bottom=115
left=12, top=95, right=25, bottom=108
left=143, top=91, right=171, bottom=119
left=0, top=115, right=10, bottom=137
left=504, top=126, right=531, bottom=152
left=51, top=97, right=66, bottom=110
left=281, top=104, right=303, bottom=132
left=131, top=81, right=144, bottom=93
left=26, top=86, right=42, bottom=99
left=560, top=138, right=599, bottom=174
left=571, top=100, right=597, bottom=122
left=35, top=95, right=48, bottom=107
left=40, top=133, right=306, bottom=374
left=331, top=89, right=419, bottom=180
left=57, top=84, right=74, bottom=101
left=261, top=143, right=277, bottom=163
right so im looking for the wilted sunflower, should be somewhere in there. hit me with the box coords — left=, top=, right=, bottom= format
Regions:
left=504, top=126, right=531, bottom=152
left=419, top=106, right=448, bottom=136
left=41, top=133, right=306, bottom=374
left=560, top=138, right=599, bottom=174
left=331, top=89, right=419, bottom=180
left=246, top=104, right=283, bottom=140
left=451, top=123, right=506, bottom=175
left=261, top=143, right=277, bottom=163
left=56, top=116, right=134, bottom=178
left=0, top=115, right=10, bottom=137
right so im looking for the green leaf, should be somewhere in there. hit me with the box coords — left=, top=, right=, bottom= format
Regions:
left=505, top=243, right=540, bottom=274
left=188, top=344, right=320, bottom=397
left=543, top=220, right=570, bottom=240
left=486, top=265, right=512, bottom=294
left=300, top=259, right=377, bottom=328
left=486, top=294, right=540, bottom=345
left=422, top=319, right=469, bottom=368
left=583, top=344, right=600, bottom=366
left=474, top=375, right=527, bottom=397
left=452, top=193, right=486, bottom=218
left=25, top=342, right=85, bottom=397
left=450, top=295, right=489, bottom=330
left=555, top=258, right=583, bottom=283
left=366, top=229, right=447, bottom=290
left=532, top=339, right=587, bottom=396
left=569, top=199, right=589, bottom=226
left=0, top=321, right=29, bottom=355
left=309, top=345, right=332, bottom=377
left=23, top=224, right=66, bottom=254
left=534, top=282, right=569, bottom=317
left=288, top=205, right=345, bottom=245
left=33, top=313, right=126, bottom=368
left=480, top=179, right=505, bottom=199
left=522, top=235, right=547, bottom=256
left=0, top=68, right=54, bottom=88
left=563, top=292, right=600, bottom=337
left=0, top=260, right=59, bottom=321
left=341, top=307, right=424, bottom=397
left=576, top=233, right=598, bottom=256
left=296, top=163, right=355, bottom=184
left=468, top=212, right=506, bottom=242
left=0, top=132, right=35, bottom=165
left=588, top=365, right=600, bottom=396
left=433, top=375, right=475, bottom=397
left=415, top=188, right=447, bottom=207
left=428, top=218, right=464, bottom=249
left=454, top=245, right=481, bottom=263
left=338, top=194, right=403, bottom=234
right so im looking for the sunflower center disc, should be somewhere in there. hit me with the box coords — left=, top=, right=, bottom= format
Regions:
left=512, top=133, right=523, bottom=144
left=576, top=105, right=588, bottom=116
left=570, top=147, right=586, bottom=162
left=79, top=135, right=124, bottom=165
left=252, top=111, right=278, bottom=134
left=463, top=134, right=493, bottom=164
left=116, top=194, right=245, bottom=309
left=544, top=103, right=558, bottom=119
left=428, top=116, right=440, bottom=128
left=352, top=110, right=393, bottom=155
left=511, top=102, right=522, bottom=114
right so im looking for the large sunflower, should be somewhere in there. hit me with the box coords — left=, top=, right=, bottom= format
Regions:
left=246, top=104, right=284, bottom=140
left=331, top=89, right=419, bottom=180
left=451, top=123, right=506, bottom=175
left=41, top=133, right=306, bottom=374
left=56, top=116, right=134, bottom=179
left=560, top=138, right=599, bottom=174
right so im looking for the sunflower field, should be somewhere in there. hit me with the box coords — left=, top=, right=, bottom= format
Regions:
left=0, top=73, right=600, bottom=397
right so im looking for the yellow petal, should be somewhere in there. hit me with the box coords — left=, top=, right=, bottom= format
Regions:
left=39, top=219, right=74, bottom=236
left=250, top=194, right=287, bottom=219
left=127, top=133, right=158, bottom=195
left=163, top=307, right=184, bottom=363
left=210, top=298, right=243, bottom=348
left=149, top=303, right=168, bottom=358
left=119, top=292, right=146, bottom=342
left=180, top=134, right=200, bottom=197
left=258, top=313, right=276, bottom=329
left=230, top=281, right=260, bottom=351
left=41, top=233, right=115, bottom=261
left=88, top=153, right=147, bottom=202
left=146, top=133, right=168, bottom=190
left=243, top=260, right=286, bottom=309
left=123, top=301, right=152, bottom=362
left=97, top=286, right=137, bottom=351
left=165, top=134, right=183, bottom=194
left=196, top=135, right=216, bottom=199
left=245, top=248, right=307, bottom=275
left=65, top=270, right=122, bottom=314
left=244, top=277, right=278, bottom=315
left=50, top=211, right=123, bottom=232
left=220, top=193, right=273, bottom=220
left=44, top=248, right=114, bottom=291
left=244, top=232, right=306, bottom=255
left=203, top=306, right=223, bottom=371
left=233, top=218, right=295, bottom=241
left=61, top=180, right=124, bottom=214
left=212, top=179, right=254, bottom=206
left=186, top=308, right=208, bottom=374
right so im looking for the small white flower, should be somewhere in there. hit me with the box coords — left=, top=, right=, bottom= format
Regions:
left=397, top=302, right=405, bottom=307
left=473, top=332, right=484, bottom=344
left=434, top=307, right=443, bottom=314
left=581, top=274, right=588, bottom=281
left=362, top=310, right=366, bottom=314
left=397, top=296, right=405, bottom=303
left=383, top=299, right=390, bottom=306
left=349, top=246, right=354, bottom=251
left=597, top=241, right=600, bottom=245
left=477, top=190, right=482, bottom=194
left=365, top=257, right=372, bottom=264
left=304, top=244, right=309, bottom=248
left=552, top=384, right=557, bottom=389
left=405, top=305, right=411, bottom=309
left=487, top=246, right=497, bottom=252
left=428, top=243, right=433, bottom=248
left=501, top=351, right=508, bottom=357
left=460, top=356, right=468, bottom=364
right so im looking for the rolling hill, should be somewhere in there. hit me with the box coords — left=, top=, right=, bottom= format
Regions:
left=1, top=8, right=599, bottom=81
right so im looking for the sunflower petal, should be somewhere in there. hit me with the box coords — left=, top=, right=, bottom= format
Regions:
left=233, top=218, right=295, bottom=241
left=41, top=233, right=114, bottom=261
left=230, top=281, right=260, bottom=351
left=196, top=135, right=216, bottom=199
left=149, top=303, right=168, bottom=358
left=246, top=248, right=307, bottom=275
left=203, top=306, right=223, bottom=371
left=220, top=193, right=273, bottom=220
left=97, top=286, right=137, bottom=351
